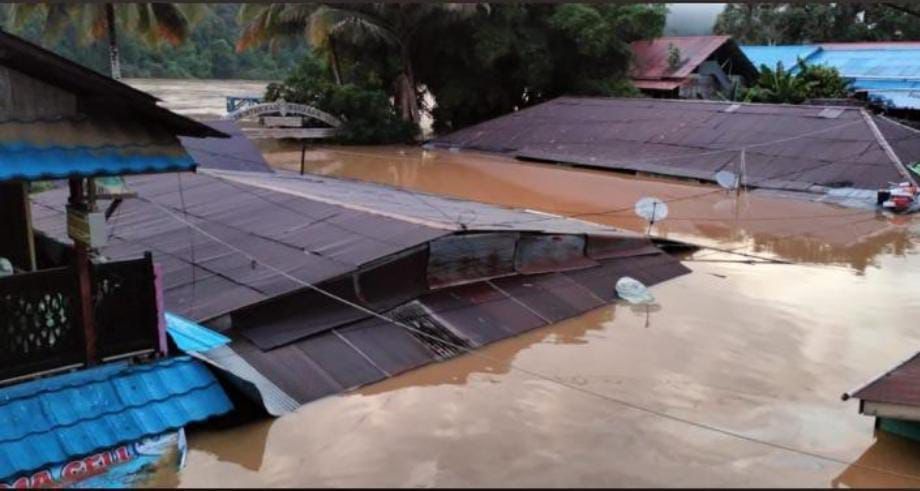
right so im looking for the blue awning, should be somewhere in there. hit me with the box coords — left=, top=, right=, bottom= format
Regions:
left=0, top=356, right=233, bottom=480
left=0, top=143, right=195, bottom=182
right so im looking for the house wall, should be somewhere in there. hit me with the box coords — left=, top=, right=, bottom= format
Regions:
left=0, top=67, right=77, bottom=120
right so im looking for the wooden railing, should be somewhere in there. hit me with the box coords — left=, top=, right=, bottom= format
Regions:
left=0, top=254, right=160, bottom=382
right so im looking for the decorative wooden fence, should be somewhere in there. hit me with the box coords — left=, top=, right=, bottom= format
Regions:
left=0, top=254, right=160, bottom=382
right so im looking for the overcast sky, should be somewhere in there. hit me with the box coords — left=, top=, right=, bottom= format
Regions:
left=665, top=3, right=727, bottom=36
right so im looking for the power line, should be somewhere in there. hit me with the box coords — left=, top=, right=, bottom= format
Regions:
left=139, top=195, right=920, bottom=484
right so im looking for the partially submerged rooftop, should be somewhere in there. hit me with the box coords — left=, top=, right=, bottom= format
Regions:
left=431, top=96, right=920, bottom=196
left=31, top=168, right=690, bottom=414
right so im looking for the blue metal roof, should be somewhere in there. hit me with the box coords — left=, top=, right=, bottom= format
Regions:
left=741, top=45, right=820, bottom=71
left=742, top=44, right=920, bottom=110
left=0, top=356, right=232, bottom=480
left=0, top=143, right=196, bottom=181
left=809, top=47, right=920, bottom=79
left=166, top=313, right=231, bottom=353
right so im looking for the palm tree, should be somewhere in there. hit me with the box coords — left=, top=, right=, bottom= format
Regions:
left=5, top=3, right=204, bottom=79
left=238, top=3, right=481, bottom=124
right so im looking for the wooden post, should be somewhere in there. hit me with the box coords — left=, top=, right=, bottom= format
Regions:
left=68, top=178, right=97, bottom=365
left=300, top=140, right=307, bottom=176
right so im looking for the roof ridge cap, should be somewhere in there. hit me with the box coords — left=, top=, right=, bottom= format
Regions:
left=860, top=109, right=918, bottom=186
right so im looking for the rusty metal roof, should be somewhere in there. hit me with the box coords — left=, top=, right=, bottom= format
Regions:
left=850, top=352, right=920, bottom=408
left=631, top=35, right=733, bottom=80
left=432, top=97, right=920, bottom=193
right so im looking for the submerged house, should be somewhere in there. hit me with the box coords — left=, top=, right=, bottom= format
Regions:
left=742, top=42, right=920, bottom=113
left=31, top=157, right=692, bottom=415
left=431, top=97, right=920, bottom=202
left=630, top=35, right=758, bottom=99
left=844, top=351, right=920, bottom=442
left=0, top=31, right=232, bottom=485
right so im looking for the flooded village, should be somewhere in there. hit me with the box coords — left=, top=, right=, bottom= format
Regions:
left=2, top=2, right=920, bottom=488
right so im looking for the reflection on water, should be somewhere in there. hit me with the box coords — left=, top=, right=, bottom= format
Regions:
left=265, top=145, right=918, bottom=272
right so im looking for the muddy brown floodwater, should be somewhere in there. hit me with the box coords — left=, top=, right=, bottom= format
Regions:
left=151, top=144, right=920, bottom=488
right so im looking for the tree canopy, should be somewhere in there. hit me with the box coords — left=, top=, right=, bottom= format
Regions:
left=714, top=3, right=920, bottom=44
left=0, top=4, right=310, bottom=79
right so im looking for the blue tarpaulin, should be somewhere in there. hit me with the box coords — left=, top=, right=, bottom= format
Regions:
left=0, top=356, right=232, bottom=481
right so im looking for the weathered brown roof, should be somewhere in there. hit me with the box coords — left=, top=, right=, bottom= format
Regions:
left=850, top=353, right=920, bottom=407
left=31, top=167, right=690, bottom=414
left=0, top=30, right=223, bottom=138
left=631, top=35, right=733, bottom=80
left=432, top=97, right=920, bottom=193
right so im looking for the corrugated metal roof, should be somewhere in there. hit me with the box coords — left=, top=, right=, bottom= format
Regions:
left=0, top=144, right=195, bottom=181
left=31, top=169, right=637, bottom=322
left=432, top=96, right=919, bottom=193
left=740, top=45, right=821, bottom=71
left=851, top=352, right=920, bottom=408
left=0, top=31, right=224, bottom=139
left=632, top=35, right=732, bottom=80
left=0, top=356, right=232, bottom=480
left=742, top=43, right=920, bottom=110
left=166, top=312, right=230, bottom=353
left=223, top=252, right=689, bottom=410
left=178, top=120, right=273, bottom=174
left=31, top=166, right=689, bottom=415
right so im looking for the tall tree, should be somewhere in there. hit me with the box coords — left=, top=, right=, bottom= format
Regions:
left=414, top=3, right=666, bottom=132
left=4, top=3, right=203, bottom=79
left=237, top=3, right=481, bottom=124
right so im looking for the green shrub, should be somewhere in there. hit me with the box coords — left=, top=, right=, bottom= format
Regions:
left=265, top=56, right=417, bottom=145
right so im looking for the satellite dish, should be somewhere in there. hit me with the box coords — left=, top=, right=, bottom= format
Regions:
left=615, top=277, right=655, bottom=304
left=715, top=170, right=738, bottom=190
left=634, top=197, right=669, bottom=223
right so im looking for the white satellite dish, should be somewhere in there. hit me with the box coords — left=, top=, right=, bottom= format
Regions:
left=615, top=276, right=654, bottom=304
left=634, top=197, right=669, bottom=223
left=715, top=170, right=738, bottom=190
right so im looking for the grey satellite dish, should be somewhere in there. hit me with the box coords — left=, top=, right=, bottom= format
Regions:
left=715, top=170, right=738, bottom=190
left=634, top=197, right=669, bottom=223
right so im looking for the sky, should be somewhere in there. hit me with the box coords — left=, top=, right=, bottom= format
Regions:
left=664, top=3, right=726, bottom=36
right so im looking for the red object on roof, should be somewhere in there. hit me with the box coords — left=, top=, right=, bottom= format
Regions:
left=850, top=352, right=920, bottom=407
left=630, top=35, right=732, bottom=80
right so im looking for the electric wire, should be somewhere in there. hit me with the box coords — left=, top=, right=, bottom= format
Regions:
left=140, top=194, right=920, bottom=484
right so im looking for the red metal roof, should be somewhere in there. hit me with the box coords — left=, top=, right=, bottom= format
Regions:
left=851, top=352, right=920, bottom=407
left=630, top=35, right=732, bottom=80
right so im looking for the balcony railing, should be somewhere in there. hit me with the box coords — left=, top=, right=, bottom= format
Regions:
left=0, top=254, right=161, bottom=383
